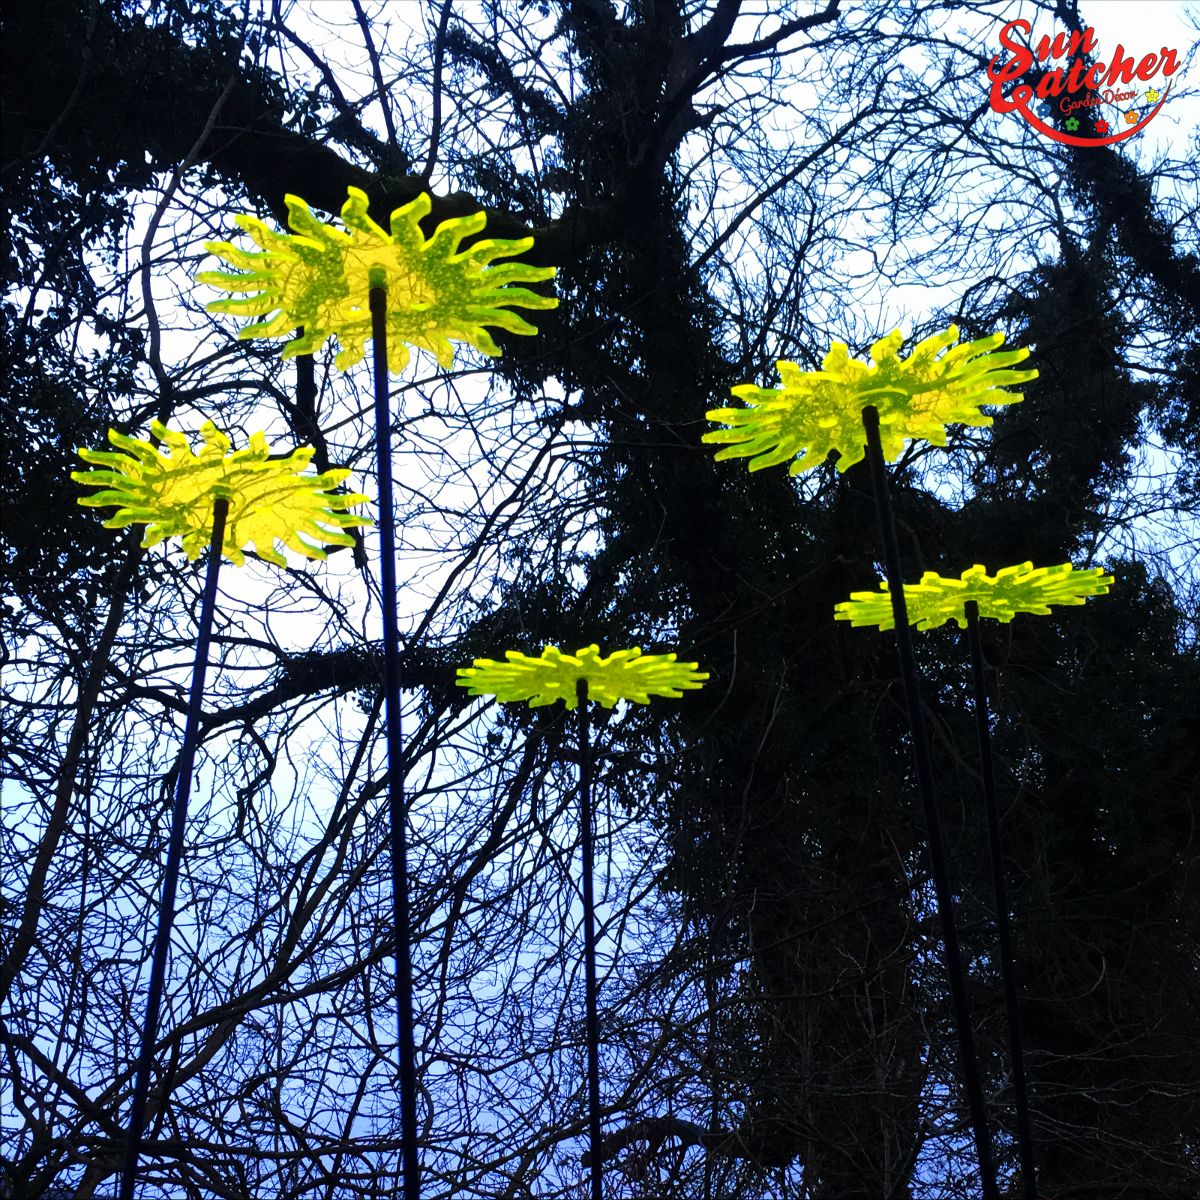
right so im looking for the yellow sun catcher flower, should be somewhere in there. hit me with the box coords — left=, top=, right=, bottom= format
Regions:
left=704, top=326, right=1037, bottom=475
left=833, top=562, right=1113, bottom=631
left=197, top=187, right=558, bottom=374
left=457, top=644, right=709, bottom=709
left=73, top=420, right=371, bottom=566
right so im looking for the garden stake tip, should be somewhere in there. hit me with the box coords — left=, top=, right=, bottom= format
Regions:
left=200, top=186, right=558, bottom=374
left=834, top=562, right=1113, bottom=631
left=73, top=421, right=370, bottom=566
left=705, top=325, right=1036, bottom=476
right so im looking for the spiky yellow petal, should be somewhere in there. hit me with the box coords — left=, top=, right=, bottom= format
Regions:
left=833, top=562, right=1113, bottom=631
left=704, top=326, right=1037, bottom=475
left=73, top=421, right=371, bottom=567
left=197, top=187, right=558, bottom=374
left=456, top=644, right=709, bottom=709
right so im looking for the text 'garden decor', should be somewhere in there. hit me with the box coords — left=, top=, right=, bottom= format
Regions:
left=200, top=186, right=558, bottom=1200
left=73, top=420, right=370, bottom=1200
left=458, top=645, right=707, bottom=1200
left=704, top=324, right=1040, bottom=1200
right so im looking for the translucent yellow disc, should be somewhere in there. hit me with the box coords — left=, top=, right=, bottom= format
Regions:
left=834, top=562, right=1113, bottom=631
left=74, top=421, right=371, bottom=567
left=198, top=187, right=558, bottom=374
left=457, top=644, right=709, bottom=709
left=705, top=325, right=1037, bottom=475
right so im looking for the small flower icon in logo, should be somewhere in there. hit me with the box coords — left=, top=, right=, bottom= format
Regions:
left=1095, top=119, right=1109, bottom=134
left=1124, top=110, right=1139, bottom=125
left=1037, top=101, right=1052, bottom=117
left=1065, top=117, right=1080, bottom=132
left=1145, top=87, right=1161, bottom=103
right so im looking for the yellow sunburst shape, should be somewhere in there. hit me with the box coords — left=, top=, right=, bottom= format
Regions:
left=73, top=421, right=371, bottom=567
left=197, top=187, right=558, bottom=374
left=704, top=326, right=1038, bottom=476
left=833, top=562, right=1114, bottom=631
left=457, top=644, right=709, bottom=709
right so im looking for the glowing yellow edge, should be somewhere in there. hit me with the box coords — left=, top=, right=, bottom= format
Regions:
left=198, top=187, right=558, bottom=374
left=704, top=325, right=1038, bottom=475
left=833, top=562, right=1114, bottom=631
left=456, top=644, right=709, bottom=709
left=73, top=420, right=372, bottom=566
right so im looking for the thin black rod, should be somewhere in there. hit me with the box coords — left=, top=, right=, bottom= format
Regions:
left=119, top=496, right=228, bottom=1200
left=965, top=601, right=1039, bottom=1199
left=576, top=679, right=603, bottom=1200
left=370, top=285, right=420, bottom=1200
left=860, top=406, right=999, bottom=1200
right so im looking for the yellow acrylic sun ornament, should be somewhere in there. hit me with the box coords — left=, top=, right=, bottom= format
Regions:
left=73, top=421, right=372, bottom=566
left=704, top=325, right=1038, bottom=475
left=197, top=187, right=558, bottom=374
left=457, top=644, right=709, bottom=709
left=833, top=562, right=1114, bottom=631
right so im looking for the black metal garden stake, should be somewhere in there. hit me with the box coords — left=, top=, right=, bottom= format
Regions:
left=369, top=284, right=421, bottom=1200
left=457, top=647, right=707, bottom=1194
left=120, top=497, right=228, bottom=1200
left=861, top=405, right=1000, bottom=1200
left=965, top=600, right=1038, bottom=1200
left=576, top=678, right=604, bottom=1200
